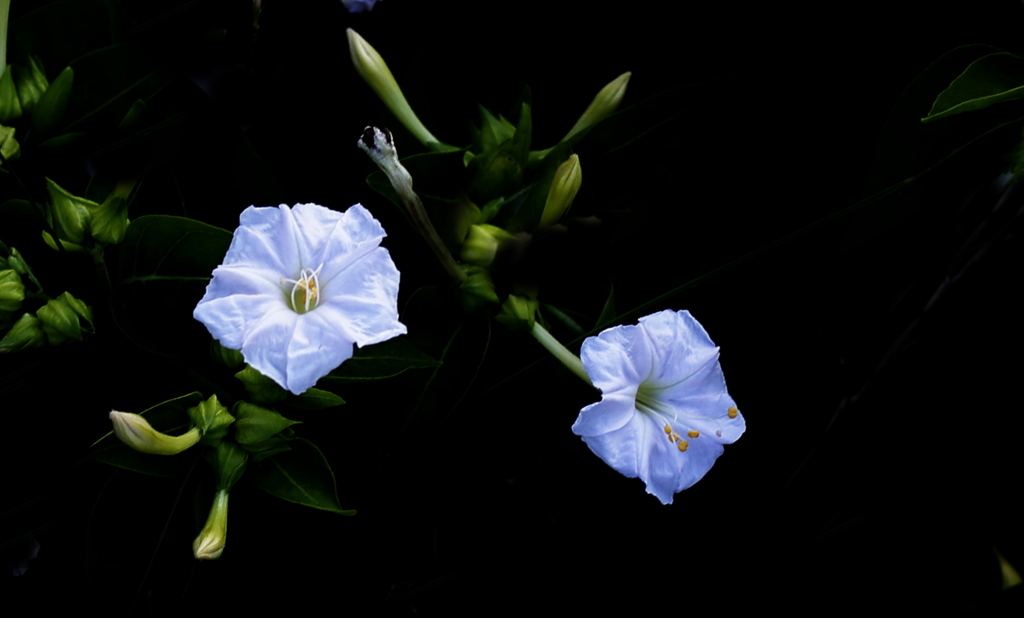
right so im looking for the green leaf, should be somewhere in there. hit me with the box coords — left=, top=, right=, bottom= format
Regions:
left=232, top=402, right=299, bottom=446
left=249, top=438, right=355, bottom=515
left=596, top=282, right=617, bottom=329
left=114, top=215, right=231, bottom=354
left=322, top=335, right=440, bottom=384
left=0, top=65, right=23, bottom=123
left=923, top=52, right=1024, bottom=123
left=288, top=388, right=346, bottom=410
left=31, top=67, right=73, bottom=135
left=235, top=365, right=289, bottom=405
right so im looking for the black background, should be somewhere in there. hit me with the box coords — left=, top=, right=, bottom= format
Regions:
left=3, top=0, right=1024, bottom=614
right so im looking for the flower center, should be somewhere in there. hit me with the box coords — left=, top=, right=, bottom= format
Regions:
left=635, top=382, right=728, bottom=451
left=282, top=265, right=323, bottom=314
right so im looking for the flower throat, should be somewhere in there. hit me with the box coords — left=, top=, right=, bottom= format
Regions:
left=282, top=265, right=323, bottom=314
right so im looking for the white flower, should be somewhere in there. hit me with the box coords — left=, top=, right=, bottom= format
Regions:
left=342, top=0, right=380, bottom=13
left=571, top=309, right=745, bottom=504
left=194, top=203, right=406, bottom=395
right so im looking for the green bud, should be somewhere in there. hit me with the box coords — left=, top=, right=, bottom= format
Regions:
left=31, top=66, right=72, bottom=135
left=211, top=339, right=245, bottom=369
left=461, top=224, right=514, bottom=267
left=539, top=154, right=582, bottom=228
left=88, top=194, right=129, bottom=245
left=460, top=266, right=499, bottom=312
left=235, top=365, right=289, bottom=405
left=187, top=394, right=236, bottom=446
left=194, top=489, right=229, bottom=560
left=562, top=72, right=631, bottom=143
left=346, top=29, right=445, bottom=150
left=14, top=56, right=49, bottom=114
left=496, top=294, right=538, bottom=331
left=0, top=65, right=22, bottom=123
left=0, top=269, right=23, bottom=312
left=35, top=291, right=93, bottom=345
left=44, top=177, right=94, bottom=247
left=0, top=313, right=46, bottom=353
left=0, top=122, right=19, bottom=161
left=109, top=410, right=201, bottom=455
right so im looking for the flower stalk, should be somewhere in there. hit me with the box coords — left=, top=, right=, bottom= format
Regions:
left=531, top=321, right=591, bottom=385
left=358, top=126, right=466, bottom=282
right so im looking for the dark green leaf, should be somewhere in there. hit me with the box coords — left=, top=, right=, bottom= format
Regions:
left=322, top=335, right=440, bottom=383
left=114, top=215, right=231, bottom=354
left=233, top=402, right=299, bottom=446
left=249, top=438, right=355, bottom=515
left=31, top=67, right=73, bottom=135
left=235, top=365, right=289, bottom=405
left=289, top=388, right=346, bottom=410
left=923, top=52, right=1024, bottom=123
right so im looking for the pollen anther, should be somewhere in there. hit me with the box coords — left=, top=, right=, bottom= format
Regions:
left=687, top=430, right=699, bottom=438
left=663, top=424, right=672, bottom=434
left=284, top=265, right=324, bottom=314
left=727, top=406, right=738, bottom=419
left=678, top=440, right=688, bottom=452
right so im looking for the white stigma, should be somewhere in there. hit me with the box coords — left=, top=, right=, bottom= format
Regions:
left=281, top=265, right=324, bottom=313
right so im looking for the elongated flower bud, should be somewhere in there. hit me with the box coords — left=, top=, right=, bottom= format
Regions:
left=109, top=411, right=201, bottom=455
left=562, top=72, right=631, bottom=143
left=346, top=29, right=442, bottom=149
left=540, top=154, right=582, bottom=228
left=194, top=489, right=228, bottom=560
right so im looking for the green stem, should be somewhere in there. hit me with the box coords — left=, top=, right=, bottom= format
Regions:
left=0, top=0, right=9, bottom=72
left=531, top=321, right=591, bottom=385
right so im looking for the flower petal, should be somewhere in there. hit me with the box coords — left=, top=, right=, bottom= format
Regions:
left=313, top=203, right=389, bottom=279
left=581, top=323, right=652, bottom=395
left=638, top=309, right=720, bottom=390
left=193, top=291, right=284, bottom=350
left=657, top=358, right=746, bottom=444
left=317, top=246, right=405, bottom=347
left=238, top=306, right=301, bottom=392
left=229, top=205, right=303, bottom=274
left=572, top=393, right=636, bottom=437
left=281, top=311, right=357, bottom=394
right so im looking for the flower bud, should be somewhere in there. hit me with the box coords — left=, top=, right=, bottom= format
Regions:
left=347, top=29, right=443, bottom=150
left=193, top=489, right=228, bottom=560
left=539, top=154, right=582, bottom=228
left=13, top=55, right=49, bottom=114
left=0, top=269, right=24, bottom=312
left=43, top=177, right=94, bottom=248
left=496, top=294, right=539, bottom=331
left=562, top=72, right=631, bottom=143
left=109, top=410, right=201, bottom=455
left=0, top=123, right=19, bottom=161
left=358, top=126, right=415, bottom=205
left=35, top=291, right=93, bottom=345
left=88, top=194, right=129, bottom=245
left=459, top=266, right=499, bottom=312
left=0, top=313, right=45, bottom=353
left=460, top=224, right=515, bottom=267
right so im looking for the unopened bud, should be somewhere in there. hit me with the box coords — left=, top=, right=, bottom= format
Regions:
left=0, top=313, right=45, bottom=353
left=496, top=294, right=539, bottom=331
left=194, top=489, right=228, bottom=560
left=89, top=194, right=129, bottom=245
left=459, top=266, right=499, bottom=312
left=43, top=178, right=94, bottom=248
left=562, top=72, right=631, bottom=143
left=0, top=123, right=19, bottom=161
left=540, top=154, right=582, bottom=228
left=109, top=411, right=201, bottom=455
left=35, top=291, right=93, bottom=345
left=461, top=224, right=514, bottom=267
left=0, top=269, right=24, bottom=312
left=347, top=29, right=443, bottom=149
left=14, top=56, right=49, bottom=114
left=358, top=126, right=415, bottom=204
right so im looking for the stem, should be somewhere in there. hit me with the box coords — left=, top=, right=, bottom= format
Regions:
left=0, top=0, right=9, bottom=72
left=531, top=321, right=591, bottom=385
left=399, top=188, right=467, bottom=283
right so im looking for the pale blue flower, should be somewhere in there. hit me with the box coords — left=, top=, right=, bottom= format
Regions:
left=194, top=203, right=406, bottom=395
left=572, top=309, right=745, bottom=504
left=342, top=0, right=380, bottom=12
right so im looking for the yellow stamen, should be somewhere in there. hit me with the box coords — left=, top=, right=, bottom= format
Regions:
left=663, top=424, right=672, bottom=434
left=677, top=440, right=688, bottom=452
left=727, top=407, right=738, bottom=419
left=687, top=430, right=699, bottom=438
